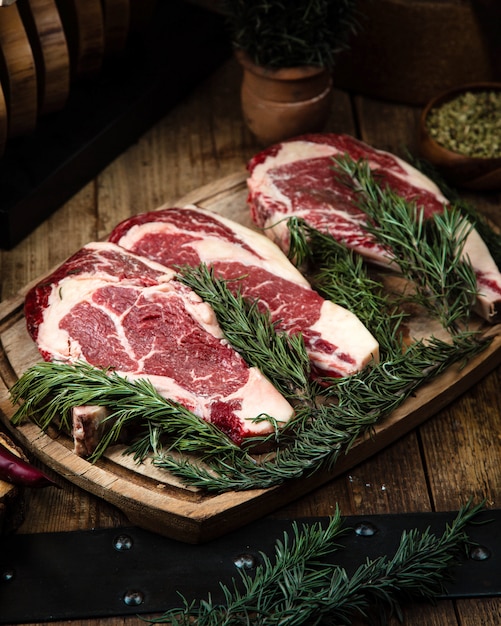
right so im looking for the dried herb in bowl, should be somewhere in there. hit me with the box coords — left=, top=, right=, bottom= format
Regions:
left=426, top=90, right=501, bottom=159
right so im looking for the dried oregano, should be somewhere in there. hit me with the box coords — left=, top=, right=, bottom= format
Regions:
left=426, top=90, right=501, bottom=158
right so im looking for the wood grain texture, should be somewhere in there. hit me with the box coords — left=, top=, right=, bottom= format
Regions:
left=0, top=3, right=37, bottom=137
left=55, top=0, right=104, bottom=79
left=0, top=181, right=98, bottom=300
left=17, top=0, right=70, bottom=115
left=419, top=367, right=501, bottom=509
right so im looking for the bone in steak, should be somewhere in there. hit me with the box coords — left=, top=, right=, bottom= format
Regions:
left=24, top=242, right=294, bottom=446
left=108, top=205, right=379, bottom=378
left=247, top=133, right=501, bottom=323
left=72, top=405, right=111, bottom=457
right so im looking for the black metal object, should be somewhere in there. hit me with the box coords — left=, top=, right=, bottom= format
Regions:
left=0, top=509, right=499, bottom=623
left=0, top=0, right=231, bottom=249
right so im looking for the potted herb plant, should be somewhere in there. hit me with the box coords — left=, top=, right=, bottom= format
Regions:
left=221, top=0, right=359, bottom=145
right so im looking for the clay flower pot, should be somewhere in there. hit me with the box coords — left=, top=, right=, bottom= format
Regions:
left=236, top=50, right=333, bottom=146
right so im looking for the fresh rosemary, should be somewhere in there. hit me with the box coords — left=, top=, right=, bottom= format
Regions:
left=146, top=500, right=485, bottom=626
left=287, top=216, right=406, bottom=357
left=411, top=155, right=501, bottom=268
left=151, top=330, right=486, bottom=492
left=331, top=155, right=479, bottom=334
left=9, top=362, right=246, bottom=463
left=221, top=0, right=359, bottom=69
left=177, top=264, right=316, bottom=403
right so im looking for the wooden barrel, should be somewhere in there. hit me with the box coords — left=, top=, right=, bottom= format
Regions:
left=333, top=0, right=501, bottom=104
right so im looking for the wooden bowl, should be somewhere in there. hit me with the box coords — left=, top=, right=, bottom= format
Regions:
left=418, top=82, right=501, bottom=191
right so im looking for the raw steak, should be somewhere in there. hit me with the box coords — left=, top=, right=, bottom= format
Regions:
left=24, top=242, right=294, bottom=445
left=108, top=205, right=379, bottom=378
left=247, top=133, right=501, bottom=323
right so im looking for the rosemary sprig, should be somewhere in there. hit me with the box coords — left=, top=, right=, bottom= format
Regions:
left=9, top=362, right=245, bottom=463
left=287, top=217, right=406, bottom=357
left=177, top=264, right=316, bottom=402
left=221, top=0, right=359, bottom=69
left=323, top=331, right=486, bottom=421
left=332, top=155, right=479, bottom=333
left=409, top=154, right=501, bottom=268
left=152, top=330, right=487, bottom=492
left=147, top=500, right=485, bottom=626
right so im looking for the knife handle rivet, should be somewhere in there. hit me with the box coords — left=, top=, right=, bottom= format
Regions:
left=123, top=589, right=144, bottom=606
left=354, top=522, right=378, bottom=537
left=469, top=545, right=491, bottom=561
left=1, top=568, right=15, bottom=582
left=113, top=534, right=134, bottom=551
left=234, top=553, right=258, bottom=570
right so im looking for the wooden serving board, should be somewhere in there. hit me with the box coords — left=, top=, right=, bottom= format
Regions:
left=1, top=171, right=501, bottom=544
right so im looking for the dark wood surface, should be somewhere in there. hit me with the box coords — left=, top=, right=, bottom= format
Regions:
left=1, top=58, right=500, bottom=625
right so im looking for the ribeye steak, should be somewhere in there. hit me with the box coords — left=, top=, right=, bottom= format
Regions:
left=24, top=242, right=294, bottom=445
left=247, top=133, right=501, bottom=323
left=108, top=205, right=379, bottom=378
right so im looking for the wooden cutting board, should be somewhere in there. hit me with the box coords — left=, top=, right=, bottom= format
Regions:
left=1, top=171, right=501, bottom=544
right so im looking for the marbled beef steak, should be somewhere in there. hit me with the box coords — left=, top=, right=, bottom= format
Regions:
left=246, top=133, right=501, bottom=323
left=108, top=205, right=379, bottom=378
left=24, top=242, right=294, bottom=445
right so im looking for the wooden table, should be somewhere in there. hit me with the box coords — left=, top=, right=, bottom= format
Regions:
left=1, top=57, right=500, bottom=625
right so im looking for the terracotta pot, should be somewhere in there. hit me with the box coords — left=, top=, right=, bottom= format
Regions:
left=235, top=50, right=333, bottom=146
